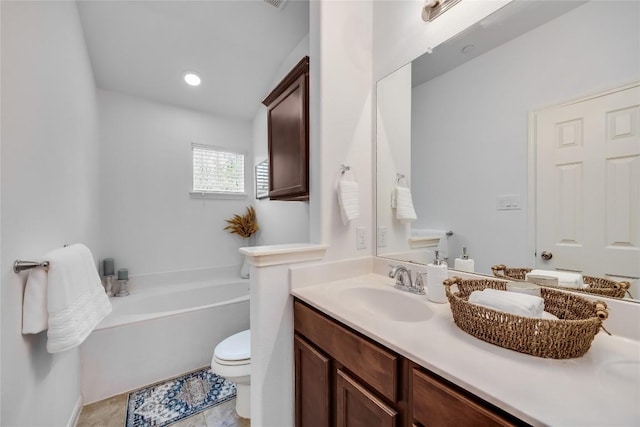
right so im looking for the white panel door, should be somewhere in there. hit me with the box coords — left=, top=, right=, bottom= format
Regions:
left=535, top=84, right=640, bottom=282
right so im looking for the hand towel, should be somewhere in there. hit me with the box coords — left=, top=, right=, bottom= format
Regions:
left=526, top=269, right=585, bottom=288
left=395, top=186, right=417, bottom=223
left=22, top=244, right=112, bottom=353
left=337, top=178, right=360, bottom=225
left=468, top=288, right=545, bottom=318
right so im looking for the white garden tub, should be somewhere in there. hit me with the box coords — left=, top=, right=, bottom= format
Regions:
left=80, top=279, right=250, bottom=404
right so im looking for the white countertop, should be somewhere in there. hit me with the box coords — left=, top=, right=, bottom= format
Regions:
left=291, top=274, right=640, bottom=427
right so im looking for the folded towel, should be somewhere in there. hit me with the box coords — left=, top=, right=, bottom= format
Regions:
left=526, top=269, right=585, bottom=288
left=395, top=186, right=417, bottom=223
left=22, top=244, right=112, bottom=353
left=337, top=178, right=360, bottom=225
left=468, top=288, right=545, bottom=318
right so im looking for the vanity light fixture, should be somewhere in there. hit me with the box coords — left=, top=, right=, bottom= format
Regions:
left=184, top=72, right=202, bottom=87
left=422, top=0, right=461, bottom=22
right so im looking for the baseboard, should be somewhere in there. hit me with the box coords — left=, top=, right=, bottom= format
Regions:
left=67, top=395, right=83, bottom=427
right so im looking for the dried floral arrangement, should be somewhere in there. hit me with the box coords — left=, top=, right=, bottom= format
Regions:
left=224, top=206, right=259, bottom=239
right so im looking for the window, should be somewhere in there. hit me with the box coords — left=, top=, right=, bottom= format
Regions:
left=191, top=143, right=245, bottom=197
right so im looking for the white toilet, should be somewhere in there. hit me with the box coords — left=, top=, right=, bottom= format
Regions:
left=211, top=329, right=251, bottom=419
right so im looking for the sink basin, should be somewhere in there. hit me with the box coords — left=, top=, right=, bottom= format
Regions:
left=335, top=286, right=432, bottom=322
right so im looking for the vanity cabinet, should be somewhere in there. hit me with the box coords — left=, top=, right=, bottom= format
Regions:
left=262, top=56, right=309, bottom=201
left=294, top=299, right=527, bottom=427
left=294, top=300, right=402, bottom=427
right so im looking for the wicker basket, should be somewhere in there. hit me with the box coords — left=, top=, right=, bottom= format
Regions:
left=444, top=277, right=609, bottom=359
left=491, top=264, right=631, bottom=299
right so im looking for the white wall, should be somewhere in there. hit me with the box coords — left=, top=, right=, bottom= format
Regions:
left=0, top=2, right=100, bottom=425
left=411, top=0, right=640, bottom=274
left=311, top=0, right=374, bottom=261
left=252, top=34, right=310, bottom=246
left=98, top=90, right=253, bottom=276
left=376, top=63, right=413, bottom=255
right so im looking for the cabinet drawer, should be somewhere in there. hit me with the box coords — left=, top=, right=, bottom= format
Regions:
left=294, top=300, right=398, bottom=402
left=411, top=368, right=518, bottom=427
left=336, top=369, right=398, bottom=427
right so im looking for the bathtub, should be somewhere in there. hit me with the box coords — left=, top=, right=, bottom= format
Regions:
left=80, top=279, right=250, bottom=404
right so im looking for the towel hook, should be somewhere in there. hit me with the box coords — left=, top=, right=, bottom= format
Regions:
left=340, top=164, right=351, bottom=175
left=396, top=173, right=406, bottom=184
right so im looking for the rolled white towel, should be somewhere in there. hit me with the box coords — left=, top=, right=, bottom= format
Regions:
left=526, top=269, right=585, bottom=288
left=468, top=288, right=545, bottom=318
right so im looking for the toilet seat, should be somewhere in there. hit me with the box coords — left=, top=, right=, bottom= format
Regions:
left=214, top=330, right=250, bottom=362
left=213, top=355, right=250, bottom=366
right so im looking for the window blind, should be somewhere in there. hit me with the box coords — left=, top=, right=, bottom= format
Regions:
left=192, top=143, right=245, bottom=193
left=255, top=160, right=269, bottom=198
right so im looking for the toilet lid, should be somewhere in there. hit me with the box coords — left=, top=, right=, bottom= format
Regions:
left=214, top=329, right=250, bottom=361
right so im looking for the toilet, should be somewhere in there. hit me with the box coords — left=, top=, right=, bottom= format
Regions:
left=211, top=329, right=251, bottom=419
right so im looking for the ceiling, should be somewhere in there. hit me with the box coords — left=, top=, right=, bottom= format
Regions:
left=77, top=0, right=309, bottom=120
left=411, top=0, right=586, bottom=87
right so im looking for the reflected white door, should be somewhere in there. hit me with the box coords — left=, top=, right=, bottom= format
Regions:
left=535, top=83, right=640, bottom=283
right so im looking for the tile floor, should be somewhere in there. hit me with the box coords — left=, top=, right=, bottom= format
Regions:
left=77, top=392, right=250, bottom=427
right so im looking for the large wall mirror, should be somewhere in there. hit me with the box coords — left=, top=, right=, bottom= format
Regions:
left=376, top=0, right=640, bottom=302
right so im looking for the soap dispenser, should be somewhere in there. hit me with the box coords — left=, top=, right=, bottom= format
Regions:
left=454, top=247, right=475, bottom=273
left=426, top=250, right=448, bottom=303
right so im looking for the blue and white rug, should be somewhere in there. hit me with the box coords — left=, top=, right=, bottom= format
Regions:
left=126, top=368, right=236, bottom=427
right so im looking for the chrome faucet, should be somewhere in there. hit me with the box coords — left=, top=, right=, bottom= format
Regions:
left=388, top=265, right=425, bottom=295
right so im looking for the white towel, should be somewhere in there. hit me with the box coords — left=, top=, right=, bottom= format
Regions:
left=526, top=269, right=585, bottom=288
left=22, top=244, right=112, bottom=353
left=337, top=178, right=360, bottom=225
left=469, top=288, right=545, bottom=318
left=395, top=186, right=417, bottom=223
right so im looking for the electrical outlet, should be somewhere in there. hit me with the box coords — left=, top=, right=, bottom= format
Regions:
left=496, top=195, right=522, bottom=211
left=356, top=227, right=366, bottom=250
left=377, top=226, right=388, bottom=247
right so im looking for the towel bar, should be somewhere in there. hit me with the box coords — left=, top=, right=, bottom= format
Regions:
left=14, top=260, right=50, bottom=273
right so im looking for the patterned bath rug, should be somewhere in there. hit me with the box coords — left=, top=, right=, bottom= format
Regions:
left=125, top=367, right=236, bottom=427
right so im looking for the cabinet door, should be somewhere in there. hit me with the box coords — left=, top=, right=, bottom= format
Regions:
left=411, top=368, right=518, bottom=427
left=336, top=369, right=397, bottom=427
left=263, top=56, right=309, bottom=201
left=294, top=335, right=331, bottom=427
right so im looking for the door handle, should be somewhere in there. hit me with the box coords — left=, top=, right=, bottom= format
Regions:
left=540, top=251, right=553, bottom=260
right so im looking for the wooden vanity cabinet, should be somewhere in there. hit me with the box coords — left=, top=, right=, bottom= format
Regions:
left=262, top=56, right=309, bottom=201
left=294, top=300, right=403, bottom=427
left=294, top=299, right=528, bottom=427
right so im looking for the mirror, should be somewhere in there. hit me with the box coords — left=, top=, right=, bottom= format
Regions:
left=376, top=0, right=640, bottom=301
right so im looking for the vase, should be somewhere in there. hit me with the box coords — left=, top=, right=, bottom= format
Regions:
left=240, top=236, right=254, bottom=279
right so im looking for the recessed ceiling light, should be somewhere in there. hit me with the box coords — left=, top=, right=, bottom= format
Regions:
left=184, top=73, right=201, bottom=87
